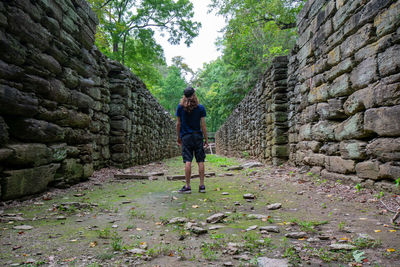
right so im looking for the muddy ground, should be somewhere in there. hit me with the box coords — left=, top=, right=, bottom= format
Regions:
left=1, top=155, right=399, bottom=267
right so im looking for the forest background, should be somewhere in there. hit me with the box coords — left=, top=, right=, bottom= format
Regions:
left=88, top=0, right=305, bottom=132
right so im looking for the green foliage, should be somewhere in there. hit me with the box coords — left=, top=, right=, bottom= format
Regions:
left=353, top=250, right=366, bottom=263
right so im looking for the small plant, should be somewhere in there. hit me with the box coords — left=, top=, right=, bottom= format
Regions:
left=355, top=183, right=362, bottom=192
left=374, top=191, right=385, bottom=199
left=336, top=179, right=342, bottom=184
left=242, top=151, right=250, bottom=158
left=395, top=178, right=400, bottom=187
left=96, top=253, right=113, bottom=260
left=201, top=242, right=220, bottom=260
left=129, top=209, right=146, bottom=219
left=320, top=202, right=327, bottom=209
left=111, top=233, right=123, bottom=251
left=353, top=250, right=366, bottom=263
left=353, top=237, right=381, bottom=249
left=283, top=245, right=301, bottom=265
left=97, top=228, right=111, bottom=239
left=338, top=221, right=346, bottom=231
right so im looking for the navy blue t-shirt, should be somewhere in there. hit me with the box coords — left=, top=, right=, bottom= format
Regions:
left=176, top=104, right=206, bottom=138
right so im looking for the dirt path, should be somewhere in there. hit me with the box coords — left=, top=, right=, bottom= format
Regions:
left=1, top=155, right=399, bottom=266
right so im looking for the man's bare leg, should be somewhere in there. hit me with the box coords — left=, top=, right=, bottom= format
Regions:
left=198, top=162, right=205, bottom=186
left=185, top=162, right=192, bottom=187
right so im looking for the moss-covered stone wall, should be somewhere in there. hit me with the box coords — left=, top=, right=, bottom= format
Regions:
left=0, top=0, right=179, bottom=200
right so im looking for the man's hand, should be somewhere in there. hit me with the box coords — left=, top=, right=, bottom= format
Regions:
left=177, top=138, right=182, bottom=146
left=203, top=140, right=209, bottom=148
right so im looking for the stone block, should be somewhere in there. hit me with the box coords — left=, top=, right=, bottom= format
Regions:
left=298, top=123, right=312, bottom=141
left=300, top=105, right=318, bottom=123
left=0, top=148, right=13, bottom=162
left=329, top=74, right=352, bottom=97
left=327, top=46, right=341, bottom=66
left=0, top=116, right=8, bottom=145
left=326, top=58, right=353, bottom=82
left=379, top=163, right=400, bottom=180
left=320, top=142, right=340, bottom=156
left=321, top=169, right=363, bottom=184
left=308, top=83, right=329, bottom=104
left=50, top=143, right=68, bottom=162
left=374, top=1, right=400, bottom=37
left=8, top=118, right=65, bottom=143
left=303, top=153, right=325, bottom=166
left=378, top=45, right=400, bottom=77
left=364, top=105, right=400, bottom=136
left=311, top=121, right=336, bottom=141
left=374, top=181, right=400, bottom=194
left=367, top=138, right=400, bottom=162
left=6, top=143, right=51, bottom=167
left=335, top=113, right=371, bottom=141
left=325, top=156, right=356, bottom=174
left=296, top=141, right=321, bottom=153
left=355, top=161, right=380, bottom=180
left=2, top=163, right=60, bottom=200
left=343, top=87, right=369, bottom=115
left=0, top=85, right=39, bottom=116
left=59, top=158, right=84, bottom=184
left=340, top=140, right=367, bottom=160
left=340, top=24, right=374, bottom=59
left=272, top=145, right=288, bottom=158
left=350, top=57, right=378, bottom=90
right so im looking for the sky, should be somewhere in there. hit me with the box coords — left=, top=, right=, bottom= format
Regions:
left=154, top=0, right=226, bottom=72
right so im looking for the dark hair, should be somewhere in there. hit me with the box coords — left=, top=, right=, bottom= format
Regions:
left=180, top=92, right=199, bottom=113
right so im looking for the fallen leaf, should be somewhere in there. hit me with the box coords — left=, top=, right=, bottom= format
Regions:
left=90, top=241, right=97, bottom=247
left=387, top=248, right=396, bottom=253
left=340, top=237, right=349, bottom=241
left=389, top=230, right=397, bottom=233
left=168, top=252, right=174, bottom=257
left=327, top=194, right=332, bottom=198
left=215, top=188, right=221, bottom=191
left=172, top=196, right=178, bottom=200
left=70, top=239, right=78, bottom=242
left=155, top=222, right=162, bottom=225
left=374, top=230, right=381, bottom=233
left=136, top=228, right=142, bottom=231
left=298, top=238, right=306, bottom=240
left=359, top=218, right=367, bottom=220
left=63, top=258, right=76, bottom=262
left=12, top=245, right=22, bottom=250
left=383, top=224, right=390, bottom=227
left=192, top=205, right=199, bottom=208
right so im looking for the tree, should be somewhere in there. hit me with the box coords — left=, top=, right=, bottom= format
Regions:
left=88, top=0, right=201, bottom=64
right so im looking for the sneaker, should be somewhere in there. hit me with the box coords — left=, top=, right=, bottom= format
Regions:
left=199, top=185, right=206, bottom=193
left=178, top=185, right=191, bottom=194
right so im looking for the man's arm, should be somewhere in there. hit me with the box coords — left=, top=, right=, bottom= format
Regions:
left=200, top=117, right=208, bottom=147
left=176, top=117, right=182, bottom=146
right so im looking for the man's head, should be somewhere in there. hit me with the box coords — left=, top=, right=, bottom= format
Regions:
left=184, top=86, right=195, bottom=98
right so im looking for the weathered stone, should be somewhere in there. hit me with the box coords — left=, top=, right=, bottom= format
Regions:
left=329, top=243, right=356, bottom=250
left=335, top=113, right=371, bottom=141
left=355, top=161, right=380, bottom=180
left=2, top=164, right=60, bottom=200
left=367, top=138, right=400, bottom=162
left=0, top=116, right=8, bottom=145
left=321, top=169, right=363, bottom=184
left=8, top=118, right=65, bottom=143
left=364, top=105, right=400, bottom=136
left=350, top=57, right=378, bottom=90
left=285, top=232, right=307, bottom=239
left=340, top=140, right=367, bottom=160
left=247, top=214, right=268, bottom=220
left=379, top=163, right=400, bottom=180
left=13, top=225, right=34, bottom=230
left=257, top=257, right=288, bottom=267
left=0, top=148, right=13, bottom=162
left=259, top=226, right=280, bottom=233
left=168, top=217, right=188, bottom=224
left=374, top=1, right=400, bottom=37
left=312, top=121, right=336, bottom=141
left=325, top=156, right=355, bottom=174
left=58, top=158, right=84, bottom=184
left=329, top=74, right=352, bottom=97
left=206, top=213, right=227, bottom=224
left=0, top=85, right=39, bottom=116
left=267, top=203, right=282, bottom=210
left=308, top=83, right=329, bottom=104
left=378, top=45, right=400, bottom=77
left=6, top=144, right=51, bottom=167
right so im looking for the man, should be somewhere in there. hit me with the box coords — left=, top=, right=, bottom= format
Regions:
left=176, top=86, right=208, bottom=194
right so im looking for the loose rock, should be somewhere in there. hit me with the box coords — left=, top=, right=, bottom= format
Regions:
left=168, top=217, right=188, bottom=224
left=329, top=243, right=356, bottom=250
left=257, top=257, right=288, bottom=267
left=206, top=213, right=227, bottom=224
left=266, top=203, right=282, bottom=210
left=243, top=193, right=255, bottom=199
left=259, top=226, right=280, bottom=233
left=13, top=225, right=33, bottom=230
left=285, top=232, right=307, bottom=239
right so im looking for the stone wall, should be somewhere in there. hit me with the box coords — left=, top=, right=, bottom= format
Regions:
left=216, top=56, right=289, bottom=165
left=0, top=0, right=179, bottom=200
left=216, top=0, right=400, bottom=191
